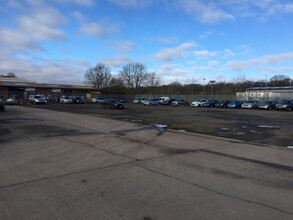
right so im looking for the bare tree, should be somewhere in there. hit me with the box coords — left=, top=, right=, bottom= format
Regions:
left=84, top=63, right=112, bottom=89
left=119, top=62, right=149, bottom=90
left=146, top=72, right=160, bottom=87
left=108, top=76, right=125, bottom=88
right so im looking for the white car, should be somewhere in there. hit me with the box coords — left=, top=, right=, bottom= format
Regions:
left=191, top=99, right=208, bottom=107
left=28, top=95, right=47, bottom=104
left=60, top=96, right=73, bottom=104
left=159, top=96, right=170, bottom=104
left=133, top=97, right=147, bottom=104
left=91, top=97, right=104, bottom=103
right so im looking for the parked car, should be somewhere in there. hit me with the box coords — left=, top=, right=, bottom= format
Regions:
left=201, top=100, right=218, bottom=108
left=275, top=100, right=293, bottom=111
left=28, top=95, right=47, bottom=104
left=143, top=98, right=160, bottom=106
left=191, top=99, right=208, bottom=107
left=71, top=96, right=84, bottom=104
left=133, top=97, right=147, bottom=104
left=258, top=101, right=278, bottom=110
left=227, top=101, right=243, bottom=109
left=171, top=99, right=188, bottom=106
left=60, top=96, right=73, bottom=104
left=159, top=96, right=170, bottom=104
left=161, top=98, right=177, bottom=105
left=102, top=99, right=124, bottom=109
left=241, top=100, right=259, bottom=109
left=215, top=100, right=231, bottom=108
left=0, top=99, right=5, bottom=111
left=91, top=97, right=104, bottom=103
left=6, top=97, right=18, bottom=105
left=81, top=96, right=90, bottom=103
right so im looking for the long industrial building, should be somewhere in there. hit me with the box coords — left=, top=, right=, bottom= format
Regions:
left=0, top=76, right=101, bottom=101
left=236, top=86, right=293, bottom=100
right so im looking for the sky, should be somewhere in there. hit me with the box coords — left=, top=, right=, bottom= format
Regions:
left=0, top=0, right=293, bottom=85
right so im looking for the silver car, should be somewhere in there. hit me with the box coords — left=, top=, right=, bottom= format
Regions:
left=60, top=96, right=73, bottom=104
left=143, top=98, right=160, bottom=106
left=29, top=95, right=47, bottom=104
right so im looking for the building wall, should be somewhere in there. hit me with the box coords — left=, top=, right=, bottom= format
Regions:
left=237, top=89, right=293, bottom=101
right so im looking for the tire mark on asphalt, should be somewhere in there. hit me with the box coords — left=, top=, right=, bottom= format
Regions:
left=201, top=149, right=293, bottom=172
left=0, top=161, right=133, bottom=189
left=132, top=163, right=293, bottom=217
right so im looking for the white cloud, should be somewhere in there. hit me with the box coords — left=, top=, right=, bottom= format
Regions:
left=179, top=0, right=234, bottom=23
left=256, top=66, right=293, bottom=74
left=19, top=8, right=67, bottom=41
left=80, top=21, right=122, bottom=38
left=194, top=50, right=217, bottom=57
left=208, top=60, right=221, bottom=67
left=172, top=0, right=293, bottom=23
left=52, top=0, right=96, bottom=7
left=0, top=56, right=90, bottom=85
left=108, top=0, right=154, bottom=8
left=227, top=52, right=293, bottom=71
left=100, top=56, right=133, bottom=68
left=154, top=42, right=196, bottom=61
left=153, top=37, right=179, bottom=44
left=224, top=48, right=234, bottom=56
left=157, top=64, right=193, bottom=84
left=198, top=31, right=213, bottom=39
left=0, top=6, right=67, bottom=55
left=110, top=40, right=136, bottom=52
left=70, top=11, right=86, bottom=22
left=8, top=0, right=24, bottom=10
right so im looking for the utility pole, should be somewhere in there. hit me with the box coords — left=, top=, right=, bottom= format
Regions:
left=290, top=78, right=292, bottom=100
left=209, top=80, right=216, bottom=99
left=203, top=78, right=206, bottom=96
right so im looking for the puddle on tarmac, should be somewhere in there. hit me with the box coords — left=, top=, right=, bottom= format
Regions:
left=287, top=146, right=293, bottom=149
left=258, top=125, right=281, bottom=129
left=220, top=128, right=230, bottom=131
left=152, top=124, right=168, bottom=132
left=236, top=132, right=245, bottom=135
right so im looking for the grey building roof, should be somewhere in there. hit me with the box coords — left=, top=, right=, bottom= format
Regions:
left=0, top=77, right=100, bottom=91
left=246, top=86, right=292, bottom=91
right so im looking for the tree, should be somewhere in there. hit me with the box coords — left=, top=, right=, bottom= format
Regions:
left=119, top=62, right=149, bottom=91
left=84, top=63, right=112, bottom=89
left=146, top=72, right=160, bottom=87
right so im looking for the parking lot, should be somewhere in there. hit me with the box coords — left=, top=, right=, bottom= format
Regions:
left=26, top=102, right=293, bottom=148
left=1, top=105, right=293, bottom=219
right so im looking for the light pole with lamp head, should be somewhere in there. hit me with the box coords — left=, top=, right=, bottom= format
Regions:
left=203, top=78, right=206, bottom=96
left=209, top=80, right=216, bottom=99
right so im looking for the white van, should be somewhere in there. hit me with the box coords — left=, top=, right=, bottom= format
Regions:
left=159, top=97, right=170, bottom=104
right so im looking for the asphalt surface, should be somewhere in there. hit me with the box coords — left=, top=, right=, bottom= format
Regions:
left=27, top=102, right=293, bottom=147
left=0, top=106, right=293, bottom=219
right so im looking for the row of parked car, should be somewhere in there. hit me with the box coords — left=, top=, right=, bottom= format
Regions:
left=133, top=97, right=189, bottom=106
left=132, top=97, right=293, bottom=111
left=190, top=99, right=293, bottom=111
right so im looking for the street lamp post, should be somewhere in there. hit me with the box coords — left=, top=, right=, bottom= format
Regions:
left=203, top=78, right=206, bottom=96
left=209, top=80, right=216, bottom=99
left=290, top=78, right=292, bottom=100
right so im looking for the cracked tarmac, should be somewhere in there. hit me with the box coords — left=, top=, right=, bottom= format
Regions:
left=0, top=106, right=293, bottom=219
